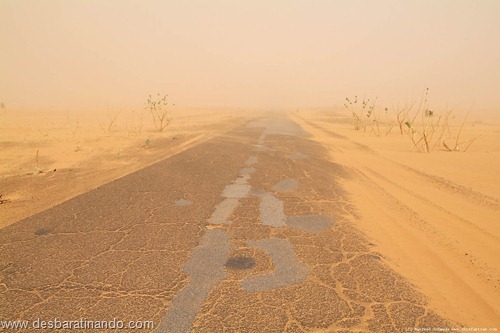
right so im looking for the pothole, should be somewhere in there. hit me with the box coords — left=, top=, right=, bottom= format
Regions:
left=225, top=256, right=256, bottom=270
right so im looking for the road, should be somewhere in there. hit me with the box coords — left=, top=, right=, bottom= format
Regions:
left=0, top=116, right=453, bottom=332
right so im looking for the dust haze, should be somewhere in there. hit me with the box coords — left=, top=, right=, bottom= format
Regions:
left=1, top=1, right=500, bottom=330
left=1, top=0, right=499, bottom=112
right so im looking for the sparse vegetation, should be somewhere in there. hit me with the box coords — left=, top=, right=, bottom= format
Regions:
left=98, top=109, right=120, bottom=133
left=392, top=102, right=414, bottom=135
left=146, top=93, right=172, bottom=132
left=344, top=96, right=370, bottom=131
left=344, top=89, right=477, bottom=153
left=126, top=110, right=144, bottom=136
left=344, top=96, right=389, bottom=136
left=442, top=109, right=477, bottom=152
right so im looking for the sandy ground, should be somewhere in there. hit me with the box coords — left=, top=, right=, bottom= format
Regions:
left=292, top=108, right=500, bottom=327
left=1, top=116, right=457, bottom=332
left=0, top=107, right=498, bottom=329
left=0, top=107, right=252, bottom=227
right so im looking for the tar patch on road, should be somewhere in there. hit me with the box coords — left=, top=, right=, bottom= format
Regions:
left=34, top=228, right=51, bottom=235
left=225, top=256, right=256, bottom=270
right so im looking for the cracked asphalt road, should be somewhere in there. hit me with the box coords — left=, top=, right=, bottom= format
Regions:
left=0, top=115, right=454, bottom=332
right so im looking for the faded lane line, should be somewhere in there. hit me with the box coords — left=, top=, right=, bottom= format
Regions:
left=155, top=229, right=232, bottom=333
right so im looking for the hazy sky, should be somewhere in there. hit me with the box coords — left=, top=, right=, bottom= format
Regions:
left=1, top=0, right=499, bottom=111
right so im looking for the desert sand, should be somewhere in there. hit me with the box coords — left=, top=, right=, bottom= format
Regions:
left=2, top=1, right=499, bottom=331
left=0, top=107, right=252, bottom=227
left=292, top=108, right=500, bottom=327
left=0, top=108, right=499, bottom=330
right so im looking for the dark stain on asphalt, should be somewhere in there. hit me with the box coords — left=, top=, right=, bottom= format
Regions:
left=225, top=256, right=256, bottom=270
left=34, top=228, right=51, bottom=236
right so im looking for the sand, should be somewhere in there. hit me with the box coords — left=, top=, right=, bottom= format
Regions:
left=0, top=107, right=251, bottom=227
left=292, top=108, right=500, bottom=327
left=1, top=106, right=498, bottom=327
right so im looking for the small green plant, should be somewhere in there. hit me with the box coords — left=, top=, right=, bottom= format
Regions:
left=344, top=96, right=381, bottom=135
left=402, top=89, right=441, bottom=152
left=383, top=107, right=395, bottom=136
left=345, top=96, right=360, bottom=130
left=146, top=93, right=172, bottom=132
left=392, top=101, right=414, bottom=135
left=366, top=98, right=381, bottom=136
